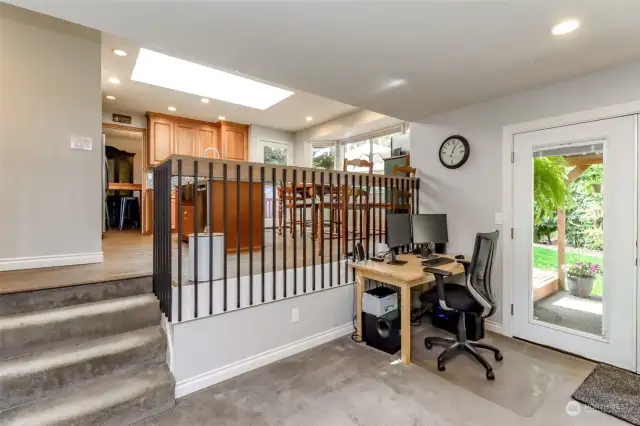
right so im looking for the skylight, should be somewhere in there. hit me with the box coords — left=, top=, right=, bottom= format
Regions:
left=131, top=48, right=294, bottom=110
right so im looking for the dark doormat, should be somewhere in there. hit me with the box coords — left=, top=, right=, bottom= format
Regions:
left=572, top=364, right=640, bottom=425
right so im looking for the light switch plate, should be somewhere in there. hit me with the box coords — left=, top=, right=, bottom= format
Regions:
left=494, top=212, right=503, bottom=225
left=70, top=136, right=92, bottom=151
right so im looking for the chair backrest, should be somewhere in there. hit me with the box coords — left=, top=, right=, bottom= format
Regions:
left=466, top=231, right=499, bottom=318
left=343, top=158, right=373, bottom=174
left=392, top=165, right=416, bottom=178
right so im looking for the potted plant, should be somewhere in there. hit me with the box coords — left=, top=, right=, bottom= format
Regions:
left=563, top=261, right=601, bottom=298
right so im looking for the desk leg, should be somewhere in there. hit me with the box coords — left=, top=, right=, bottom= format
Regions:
left=400, top=285, right=411, bottom=365
left=355, top=272, right=364, bottom=341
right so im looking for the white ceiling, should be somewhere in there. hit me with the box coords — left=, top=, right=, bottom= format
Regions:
left=103, top=127, right=143, bottom=141
left=100, top=34, right=357, bottom=132
left=9, top=0, right=640, bottom=122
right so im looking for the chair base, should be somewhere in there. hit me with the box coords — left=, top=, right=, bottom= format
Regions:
left=424, top=336, right=503, bottom=381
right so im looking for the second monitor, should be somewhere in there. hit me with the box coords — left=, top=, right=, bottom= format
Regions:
left=412, top=214, right=448, bottom=258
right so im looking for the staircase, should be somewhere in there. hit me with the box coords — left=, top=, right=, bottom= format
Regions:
left=0, top=277, right=175, bottom=425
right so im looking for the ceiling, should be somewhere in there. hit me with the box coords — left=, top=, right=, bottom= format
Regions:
left=100, top=34, right=358, bottom=132
left=9, top=0, right=640, bottom=122
left=103, top=127, right=143, bottom=141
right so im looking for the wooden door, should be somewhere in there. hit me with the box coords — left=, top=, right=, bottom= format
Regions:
left=148, top=117, right=173, bottom=165
left=174, top=122, right=197, bottom=156
left=197, top=125, right=220, bottom=157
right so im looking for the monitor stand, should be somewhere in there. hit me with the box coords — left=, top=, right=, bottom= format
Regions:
left=416, top=245, right=438, bottom=261
left=387, top=250, right=407, bottom=265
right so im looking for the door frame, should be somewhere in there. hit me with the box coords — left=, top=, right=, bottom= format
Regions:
left=501, top=101, right=640, bottom=358
left=257, top=139, right=294, bottom=228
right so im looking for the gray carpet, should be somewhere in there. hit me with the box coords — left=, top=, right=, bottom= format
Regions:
left=573, top=364, right=640, bottom=425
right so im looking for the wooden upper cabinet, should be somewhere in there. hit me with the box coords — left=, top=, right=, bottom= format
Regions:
left=221, top=122, right=248, bottom=161
left=147, top=116, right=173, bottom=166
left=174, top=122, right=197, bottom=156
left=197, top=125, right=220, bottom=158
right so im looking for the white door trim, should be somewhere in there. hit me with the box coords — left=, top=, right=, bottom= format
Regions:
left=257, top=139, right=294, bottom=164
left=501, top=100, right=640, bottom=340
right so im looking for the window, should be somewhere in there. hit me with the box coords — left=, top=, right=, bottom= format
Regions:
left=310, top=142, right=336, bottom=170
left=342, top=130, right=401, bottom=173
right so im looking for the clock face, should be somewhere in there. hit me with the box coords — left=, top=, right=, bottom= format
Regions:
left=439, top=136, right=470, bottom=169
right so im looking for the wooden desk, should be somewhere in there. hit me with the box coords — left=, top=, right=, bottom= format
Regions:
left=351, top=254, right=464, bottom=364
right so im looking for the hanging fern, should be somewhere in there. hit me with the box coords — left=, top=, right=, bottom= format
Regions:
left=533, top=157, right=566, bottom=221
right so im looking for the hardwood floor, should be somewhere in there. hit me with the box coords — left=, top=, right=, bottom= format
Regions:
left=0, top=228, right=360, bottom=295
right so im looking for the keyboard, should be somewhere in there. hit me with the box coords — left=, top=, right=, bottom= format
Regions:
left=421, top=257, right=455, bottom=267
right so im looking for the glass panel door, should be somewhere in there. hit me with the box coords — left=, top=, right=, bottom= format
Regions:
left=512, top=116, right=636, bottom=370
left=259, top=140, right=293, bottom=228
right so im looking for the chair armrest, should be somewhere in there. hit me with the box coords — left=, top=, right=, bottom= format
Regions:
left=422, top=266, right=453, bottom=277
left=457, top=259, right=471, bottom=276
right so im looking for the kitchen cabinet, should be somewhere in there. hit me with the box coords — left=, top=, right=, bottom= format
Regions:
left=146, top=113, right=248, bottom=167
left=144, top=189, right=178, bottom=234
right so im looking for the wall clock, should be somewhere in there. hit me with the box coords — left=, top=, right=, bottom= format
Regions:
left=439, top=135, right=470, bottom=169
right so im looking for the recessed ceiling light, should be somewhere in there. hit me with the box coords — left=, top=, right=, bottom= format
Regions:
left=108, top=77, right=120, bottom=85
left=105, top=95, right=116, bottom=100
left=386, top=78, right=406, bottom=88
left=201, top=98, right=210, bottom=104
left=168, top=106, right=177, bottom=112
left=305, top=116, right=313, bottom=122
left=218, top=116, right=226, bottom=120
left=131, top=48, right=294, bottom=110
left=113, top=49, right=127, bottom=57
left=552, top=19, right=580, bottom=36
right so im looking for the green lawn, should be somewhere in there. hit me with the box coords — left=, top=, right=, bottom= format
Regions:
left=533, top=246, right=603, bottom=297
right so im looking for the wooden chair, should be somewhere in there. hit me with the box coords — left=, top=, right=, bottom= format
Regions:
left=392, top=165, right=416, bottom=212
left=277, top=185, right=319, bottom=239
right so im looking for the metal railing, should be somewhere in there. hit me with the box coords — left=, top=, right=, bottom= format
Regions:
left=153, top=155, right=420, bottom=322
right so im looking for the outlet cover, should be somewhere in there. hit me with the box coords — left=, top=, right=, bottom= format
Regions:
left=70, top=136, right=92, bottom=151
left=291, top=308, right=299, bottom=323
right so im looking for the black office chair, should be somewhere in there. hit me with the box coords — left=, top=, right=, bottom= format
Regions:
left=419, top=231, right=502, bottom=380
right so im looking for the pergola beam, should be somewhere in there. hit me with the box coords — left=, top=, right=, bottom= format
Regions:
left=564, top=154, right=603, bottom=167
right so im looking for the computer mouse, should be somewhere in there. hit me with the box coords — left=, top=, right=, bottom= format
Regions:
left=455, top=254, right=465, bottom=260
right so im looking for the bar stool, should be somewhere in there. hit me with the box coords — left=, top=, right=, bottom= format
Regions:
left=119, top=196, right=140, bottom=230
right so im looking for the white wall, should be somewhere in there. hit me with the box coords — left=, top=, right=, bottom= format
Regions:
left=0, top=4, right=102, bottom=269
left=294, top=109, right=403, bottom=167
left=171, top=282, right=353, bottom=396
left=248, top=124, right=295, bottom=163
left=102, top=110, right=147, bottom=128
left=104, top=135, right=144, bottom=185
left=411, top=59, right=640, bottom=325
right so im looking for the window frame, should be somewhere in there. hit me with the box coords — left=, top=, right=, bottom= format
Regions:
left=340, top=125, right=404, bottom=174
left=309, top=141, right=338, bottom=170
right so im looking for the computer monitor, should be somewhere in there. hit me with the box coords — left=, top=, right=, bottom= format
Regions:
left=386, top=213, right=412, bottom=265
left=411, top=214, right=448, bottom=258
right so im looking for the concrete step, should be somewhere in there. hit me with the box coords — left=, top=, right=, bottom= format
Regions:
left=0, top=294, right=160, bottom=360
left=0, top=277, right=153, bottom=316
left=0, top=326, right=167, bottom=411
left=0, top=364, right=175, bottom=426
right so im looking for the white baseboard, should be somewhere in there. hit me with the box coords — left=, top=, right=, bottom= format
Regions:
left=175, top=323, right=352, bottom=398
left=0, top=252, right=103, bottom=272
left=485, top=320, right=504, bottom=335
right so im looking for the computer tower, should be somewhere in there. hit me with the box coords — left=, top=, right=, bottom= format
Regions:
left=362, top=310, right=401, bottom=355
left=431, top=306, right=484, bottom=341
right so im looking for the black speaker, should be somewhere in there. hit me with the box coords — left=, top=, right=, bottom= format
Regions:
left=362, top=310, right=401, bottom=355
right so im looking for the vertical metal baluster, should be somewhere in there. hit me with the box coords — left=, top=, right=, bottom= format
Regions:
left=282, top=169, right=287, bottom=299
left=223, top=164, right=228, bottom=312
left=249, top=165, right=254, bottom=306
left=272, top=168, right=276, bottom=300
left=351, top=174, right=356, bottom=282
left=312, top=171, right=316, bottom=291
left=292, top=169, right=297, bottom=296
left=328, top=172, right=333, bottom=287
left=365, top=175, right=370, bottom=259
left=261, top=167, right=265, bottom=303
left=302, top=170, right=307, bottom=293
left=177, top=160, right=183, bottom=322
left=378, top=177, right=383, bottom=244
left=416, top=179, right=420, bottom=214
left=193, top=161, right=198, bottom=318
left=320, top=172, right=325, bottom=288
left=337, top=173, right=342, bottom=285
left=209, top=162, right=214, bottom=315
left=236, top=164, right=241, bottom=309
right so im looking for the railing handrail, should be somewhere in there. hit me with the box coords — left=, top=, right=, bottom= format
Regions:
left=160, top=155, right=419, bottom=185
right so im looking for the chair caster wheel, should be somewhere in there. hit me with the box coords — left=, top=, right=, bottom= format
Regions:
left=495, top=352, right=503, bottom=362
left=425, top=340, right=433, bottom=350
left=486, top=370, right=495, bottom=380
left=437, top=363, right=446, bottom=372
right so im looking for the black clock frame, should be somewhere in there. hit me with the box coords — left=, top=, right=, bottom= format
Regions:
left=439, top=135, right=470, bottom=169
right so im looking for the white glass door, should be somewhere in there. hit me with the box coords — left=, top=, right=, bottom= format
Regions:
left=259, top=140, right=293, bottom=228
left=512, top=116, right=636, bottom=370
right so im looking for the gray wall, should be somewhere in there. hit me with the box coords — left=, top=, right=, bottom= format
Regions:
left=0, top=4, right=102, bottom=265
left=172, top=283, right=353, bottom=384
left=411, top=59, right=640, bottom=325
